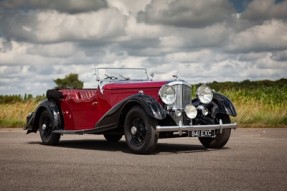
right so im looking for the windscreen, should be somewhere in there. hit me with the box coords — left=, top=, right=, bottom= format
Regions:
left=96, top=68, right=150, bottom=81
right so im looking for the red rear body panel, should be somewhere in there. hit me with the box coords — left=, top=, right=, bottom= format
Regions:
left=59, top=81, right=167, bottom=130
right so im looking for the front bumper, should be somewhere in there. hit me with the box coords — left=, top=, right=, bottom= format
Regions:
left=156, top=120, right=237, bottom=133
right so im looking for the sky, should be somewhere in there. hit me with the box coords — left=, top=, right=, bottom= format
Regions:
left=0, top=0, right=287, bottom=95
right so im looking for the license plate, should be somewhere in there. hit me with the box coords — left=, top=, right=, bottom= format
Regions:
left=190, top=130, right=214, bottom=137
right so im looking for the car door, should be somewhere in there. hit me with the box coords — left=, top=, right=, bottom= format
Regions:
left=61, top=89, right=101, bottom=130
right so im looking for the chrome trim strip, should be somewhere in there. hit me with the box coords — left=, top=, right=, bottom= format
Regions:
left=156, top=122, right=237, bottom=132
left=167, top=80, right=191, bottom=87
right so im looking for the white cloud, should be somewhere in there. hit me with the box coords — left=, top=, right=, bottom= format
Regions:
left=1, top=8, right=127, bottom=43
left=165, top=49, right=227, bottom=63
left=37, top=8, right=126, bottom=43
left=107, top=0, right=151, bottom=15
left=0, top=0, right=287, bottom=95
left=124, top=17, right=163, bottom=40
left=226, top=20, right=287, bottom=52
left=27, top=42, right=79, bottom=57
left=0, top=40, right=68, bottom=66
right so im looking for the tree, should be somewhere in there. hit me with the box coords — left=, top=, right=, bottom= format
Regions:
left=54, top=73, right=83, bottom=89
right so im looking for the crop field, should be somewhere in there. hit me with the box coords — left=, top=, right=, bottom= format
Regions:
left=208, top=79, right=287, bottom=127
left=0, top=79, right=286, bottom=128
left=0, top=101, right=37, bottom=128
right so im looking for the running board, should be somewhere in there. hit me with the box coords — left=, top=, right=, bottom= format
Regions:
left=53, top=126, right=115, bottom=135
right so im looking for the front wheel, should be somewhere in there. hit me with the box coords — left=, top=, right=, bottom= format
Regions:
left=198, top=115, right=231, bottom=149
left=39, top=110, right=61, bottom=145
left=124, top=106, right=158, bottom=154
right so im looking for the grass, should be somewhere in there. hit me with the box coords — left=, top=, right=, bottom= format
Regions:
left=232, top=100, right=287, bottom=128
left=1, top=78, right=287, bottom=128
left=0, top=101, right=38, bottom=128
left=209, top=79, right=287, bottom=128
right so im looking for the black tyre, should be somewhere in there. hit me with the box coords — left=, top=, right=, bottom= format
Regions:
left=124, top=106, right=158, bottom=154
left=104, top=134, right=123, bottom=142
left=198, top=115, right=231, bottom=149
left=39, top=110, right=61, bottom=145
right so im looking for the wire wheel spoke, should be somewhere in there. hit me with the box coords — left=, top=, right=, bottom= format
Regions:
left=42, top=118, right=52, bottom=138
left=124, top=106, right=158, bottom=154
left=39, top=110, right=61, bottom=145
left=130, top=117, right=146, bottom=146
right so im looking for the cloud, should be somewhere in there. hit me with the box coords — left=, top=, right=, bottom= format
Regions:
left=161, top=23, right=232, bottom=49
left=164, top=49, right=227, bottom=63
left=0, top=0, right=287, bottom=95
left=241, top=0, right=287, bottom=21
left=0, top=40, right=68, bottom=65
left=1, top=8, right=127, bottom=44
left=0, top=0, right=108, bottom=14
left=107, top=0, right=151, bottom=15
left=137, top=0, right=235, bottom=28
left=226, top=19, right=287, bottom=52
left=271, top=50, right=287, bottom=62
left=27, top=42, right=79, bottom=58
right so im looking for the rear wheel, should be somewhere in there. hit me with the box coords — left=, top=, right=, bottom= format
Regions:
left=39, top=110, right=61, bottom=145
left=124, top=106, right=158, bottom=154
left=198, top=115, right=231, bottom=149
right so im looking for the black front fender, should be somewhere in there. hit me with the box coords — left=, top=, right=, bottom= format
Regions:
left=95, top=94, right=166, bottom=130
left=25, top=99, right=62, bottom=134
left=211, top=93, right=237, bottom=117
left=193, top=93, right=237, bottom=118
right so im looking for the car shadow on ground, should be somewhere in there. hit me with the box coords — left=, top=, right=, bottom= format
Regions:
left=28, top=139, right=228, bottom=155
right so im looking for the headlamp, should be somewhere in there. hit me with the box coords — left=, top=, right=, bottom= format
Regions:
left=159, top=85, right=176, bottom=105
left=185, top=104, right=197, bottom=119
left=196, top=84, right=213, bottom=104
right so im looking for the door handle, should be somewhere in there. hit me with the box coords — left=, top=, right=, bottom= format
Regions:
left=92, top=102, right=98, bottom=106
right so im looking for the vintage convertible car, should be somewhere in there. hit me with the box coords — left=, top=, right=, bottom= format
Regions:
left=24, top=68, right=237, bottom=154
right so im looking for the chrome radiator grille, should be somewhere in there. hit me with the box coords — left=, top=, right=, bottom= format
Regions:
left=171, top=83, right=192, bottom=109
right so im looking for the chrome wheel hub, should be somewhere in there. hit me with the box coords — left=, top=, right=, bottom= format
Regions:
left=42, top=124, right=47, bottom=131
left=131, top=126, right=137, bottom=135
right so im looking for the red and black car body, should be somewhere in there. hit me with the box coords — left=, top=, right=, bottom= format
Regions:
left=24, top=68, right=237, bottom=154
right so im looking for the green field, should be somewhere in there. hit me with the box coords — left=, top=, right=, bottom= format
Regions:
left=207, top=79, right=287, bottom=127
left=1, top=78, right=286, bottom=128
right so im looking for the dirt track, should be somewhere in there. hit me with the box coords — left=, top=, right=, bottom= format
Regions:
left=0, top=128, right=286, bottom=190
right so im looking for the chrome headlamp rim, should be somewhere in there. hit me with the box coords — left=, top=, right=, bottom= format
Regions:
left=196, top=84, right=213, bottom=104
left=159, top=85, right=176, bottom=105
